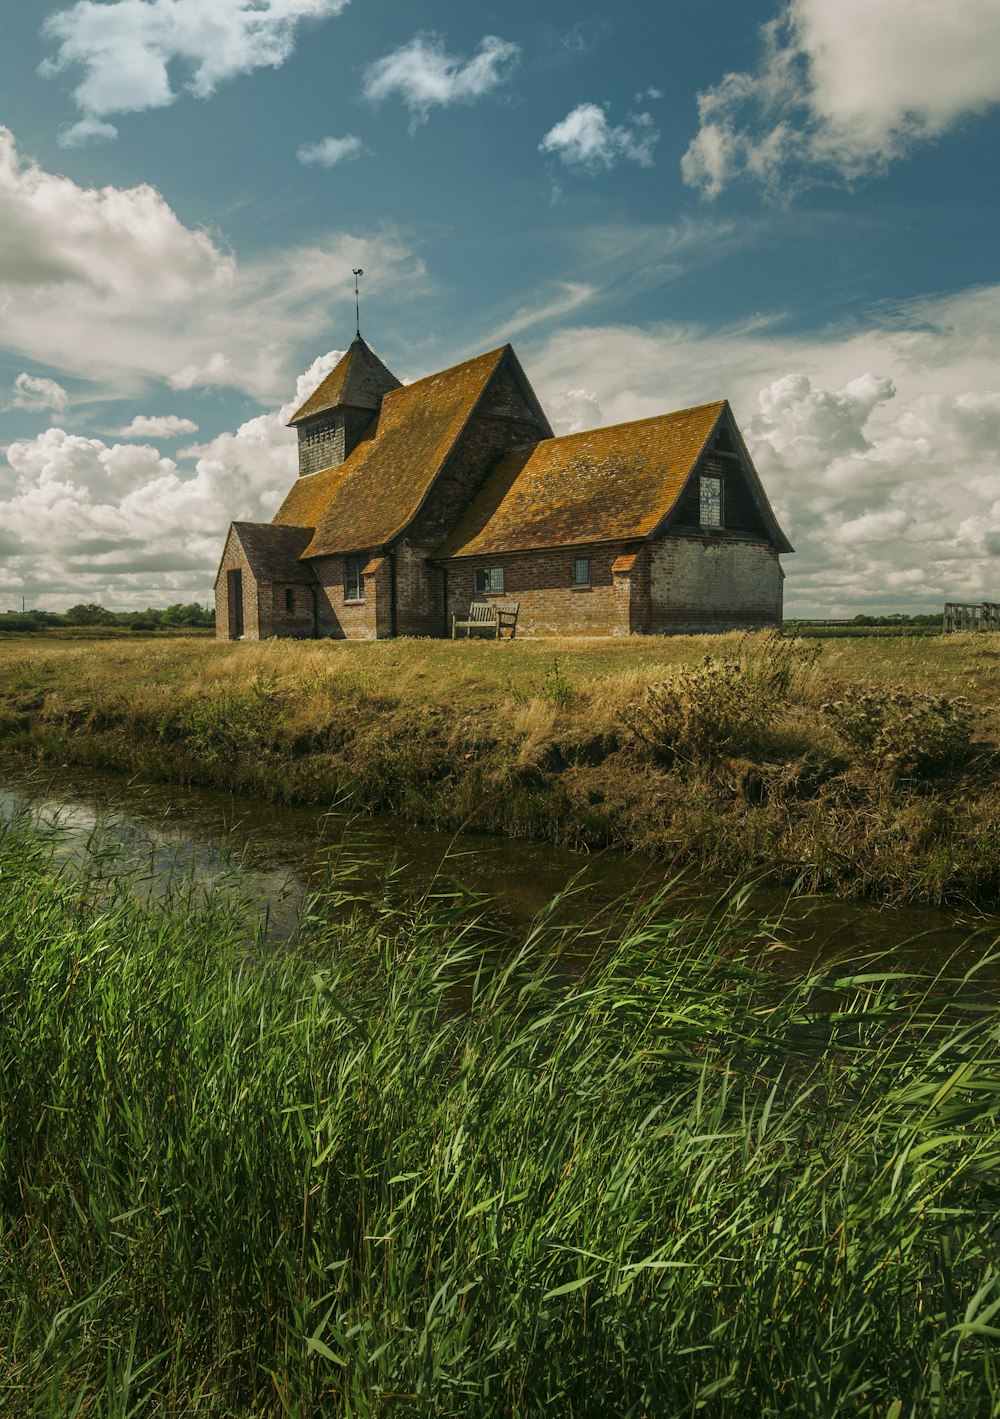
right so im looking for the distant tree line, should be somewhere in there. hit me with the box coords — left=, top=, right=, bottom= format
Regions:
left=1, top=602, right=214, bottom=632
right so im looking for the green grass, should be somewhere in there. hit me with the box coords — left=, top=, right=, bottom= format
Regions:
left=2, top=816, right=1000, bottom=1415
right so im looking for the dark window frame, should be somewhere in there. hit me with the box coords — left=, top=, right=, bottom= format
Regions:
left=572, top=555, right=591, bottom=587
left=284, top=587, right=295, bottom=614
left=344, top=555, right=365, bottom=602
left=474, top=567, right=505, bottom=594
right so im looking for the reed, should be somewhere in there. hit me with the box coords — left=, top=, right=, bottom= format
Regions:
left=2, top=816, right=1000, bottom=1415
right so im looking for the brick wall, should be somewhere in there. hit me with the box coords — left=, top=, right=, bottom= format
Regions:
left=214, top=528, right=261, bottom=639
left=649, top=534, right=783, bottom=633
left=310, top=552, right=379, bottom=639
left=410, top=415, right=542, bottom=550
left=258, top=583, right=316, bottom=639
left=445, top=544, right=633, bottom=637
left=395, top=543, right=445, bottom=636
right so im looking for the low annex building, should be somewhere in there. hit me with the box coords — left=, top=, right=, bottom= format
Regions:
left=214, top=335, right=792, bottom=639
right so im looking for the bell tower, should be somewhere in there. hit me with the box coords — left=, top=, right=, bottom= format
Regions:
left=287, top=334, right=401, bottom=477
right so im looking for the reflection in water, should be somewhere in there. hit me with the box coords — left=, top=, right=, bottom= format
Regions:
left=1, top=762, right=997, bottom=970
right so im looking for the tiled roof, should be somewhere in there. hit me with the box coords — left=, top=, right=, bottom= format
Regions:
left=437, top=401, right=728, bottom=558
left=232, top=523, right=316, bottom=582
left=275, top=346, right=509, bottom=558
left=287, top=335, right=401, bottom=425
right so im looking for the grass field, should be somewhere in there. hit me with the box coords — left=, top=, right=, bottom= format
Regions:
left=0, top=631, right=998, bottom=904
left=3, top=814, right=1000, bottom=1416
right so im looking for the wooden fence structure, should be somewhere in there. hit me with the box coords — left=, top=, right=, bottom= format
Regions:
left=943, top=602, right=1000, bottom=633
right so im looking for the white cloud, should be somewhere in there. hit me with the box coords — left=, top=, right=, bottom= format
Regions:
left=297, top=134, right=368, bottom=167
left=683, top=0, right=1000, bottom=196
left=528, top=285, right=1000, bottom=615
left=8, top=373, right=69, bottom=414
left=540, top=104, right=658, bottom=171
left=363, top=33, right=520, bottom=129
left=118, top=414, right=199, bottom=438
left=0, top=349, right=349, bottom=607
left=40, top=0, right=350, bottom=142
left=547, top=387, right=604, bottom=435
left=168, top=353, right=231, bottom=391
left=0, top=127, right=425, bottom=403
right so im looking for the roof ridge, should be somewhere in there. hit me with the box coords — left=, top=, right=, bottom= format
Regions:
left=541, top=400, right=727, bottom=445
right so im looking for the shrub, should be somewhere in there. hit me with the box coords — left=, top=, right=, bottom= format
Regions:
left=823, top=685, right=978, bottom=777
left=626, top=635, right=819, bottom=765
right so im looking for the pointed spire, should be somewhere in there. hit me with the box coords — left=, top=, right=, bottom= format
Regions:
left=287, top=335, right=401, bottom=427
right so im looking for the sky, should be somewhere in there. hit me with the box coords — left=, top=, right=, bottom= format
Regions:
left=1, top=0, right=999, bottom=616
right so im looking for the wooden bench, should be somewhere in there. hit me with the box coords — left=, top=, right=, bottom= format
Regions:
left=451, top=600, right=519, bottom=640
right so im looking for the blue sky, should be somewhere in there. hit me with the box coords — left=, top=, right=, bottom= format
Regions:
left=1, top=0, right=999, bottom=614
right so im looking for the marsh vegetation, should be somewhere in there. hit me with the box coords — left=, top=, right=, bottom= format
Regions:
left=0, top=631, right=997, bottom=904
left=2, top=815, right=1000, bottom=1415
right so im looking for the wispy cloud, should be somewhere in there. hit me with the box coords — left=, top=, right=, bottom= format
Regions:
left=117, top=414, right=198, bottom=438
left=7, top=372, right=69, bottom=414
left=363, top=32, right=520, bottom=130
left=683, top=0, right=1000, bottom=197
left=40, top=0, right=349, bottom=145
left=296, top=134, right=369, bottom=167
left=539, top=103, right=658, bottom=171
left=0, top=127, right=426, bottom=403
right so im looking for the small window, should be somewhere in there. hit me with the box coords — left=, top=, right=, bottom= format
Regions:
left=700, top=474, right=722, bottom=528
left=284, top=587, right=295, bottom=614
left=344, top=555, right=365, bottom=602
left=573, top=556, right=590, bottom=586
left=474, top=567, right=504, bottom=594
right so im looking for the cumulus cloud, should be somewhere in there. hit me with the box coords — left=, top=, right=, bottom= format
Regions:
left=682, top=0, right=1000, bottom=196
left=8, top=373, right=69, bottom=414
left=529, top=285, right=1000, bottom=615
left=40, top=0, right=349, bottom=143
left=118, top=414, right=199, bottom=438
left=0, top=349, right=349, bottom=607
left=363, top=32, right=520, bottom=129
left=297, top=134, right=368, bottom=167
left=0, top=127, right=425, bottom=402
left=540, top=104, right=658, bottom=171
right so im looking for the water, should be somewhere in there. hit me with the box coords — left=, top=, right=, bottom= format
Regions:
left=1, top=762, right=997, bottom=970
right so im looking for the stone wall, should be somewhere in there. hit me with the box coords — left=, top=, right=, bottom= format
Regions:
left=648, top=535, right=783, bottom=633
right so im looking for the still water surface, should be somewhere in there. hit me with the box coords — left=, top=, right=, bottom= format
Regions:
left=1, top=762, right=997, bottom=972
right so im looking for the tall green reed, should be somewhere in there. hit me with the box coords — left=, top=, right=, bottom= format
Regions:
left=1, top=814, right=999, bottom=1416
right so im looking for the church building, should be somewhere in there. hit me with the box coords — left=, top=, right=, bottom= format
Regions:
left=214, top=335, right=792, bottom=639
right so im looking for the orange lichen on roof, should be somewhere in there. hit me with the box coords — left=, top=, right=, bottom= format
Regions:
left=438, top=401, right=726, bottom=558
left=287, top=335, right=401, bottom=425
left=275, top=346, right=509, bottom=558
left=611, top=552, right=640, bottom=574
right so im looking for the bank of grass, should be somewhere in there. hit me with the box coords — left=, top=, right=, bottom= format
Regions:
left=0, top=632, right=999, bottom=905
left=2, top=815, right=1000, bottom=1415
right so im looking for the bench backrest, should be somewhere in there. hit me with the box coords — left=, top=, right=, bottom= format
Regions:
left=467, top=602, right=496, bottom=622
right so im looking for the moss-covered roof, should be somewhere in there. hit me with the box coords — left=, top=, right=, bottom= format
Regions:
left=437, top=401, right=730, bottom=558
left=287, top=335, right=401, bottom=426
left=274, top=346, right=509, bottom=557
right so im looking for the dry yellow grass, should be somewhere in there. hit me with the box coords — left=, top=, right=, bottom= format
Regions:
left=0, top=631, right=998, bottom=904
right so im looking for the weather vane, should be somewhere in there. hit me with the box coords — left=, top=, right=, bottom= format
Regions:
left=353, top=268, right=364, bottom=337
